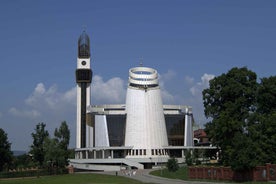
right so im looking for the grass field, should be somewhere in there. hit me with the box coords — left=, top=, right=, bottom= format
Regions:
left=150, top=167, right=269, bottom=184
left=0, top=173, right=143, bottom=184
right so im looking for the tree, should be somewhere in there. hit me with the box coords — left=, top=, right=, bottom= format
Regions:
left=0, top=128, right=12, bottom=171
left=30, top=123, right=49, bottom=167
left=13, top=153, right=35, bottom=169
left=227, top=132, right=262, bottom=171
left=203, top=67, right=258, bottom=169
left=44, top=137, right=68, bottom=169
left=258, top=112, right=276, bottom=164
left=256, top=76, right=276, bottom=164
left=54, top=121, right=70, bottom=151
left=44, top=121, right=70, bottom=168
left=54, top=121, right=70, bottom=166
left=257, top=76, right=276, bottom=114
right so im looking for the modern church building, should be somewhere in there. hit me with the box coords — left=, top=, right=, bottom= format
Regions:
left=70, top=31, right=196, bottom=171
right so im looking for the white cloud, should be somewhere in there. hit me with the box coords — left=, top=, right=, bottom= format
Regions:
left=161, top=90, right=175, bottom=104
left=63, top=87, right=77, bottom=105
left=201, top=73, right=215, bottom=86
left=189, top=73, right=215, bottom=96
left=9, top=75, right=126, bottom=122
left=159, top=70, right=177, bottom=104
left=91, top=75, right=126, bottom=104
left=159, top=70, right=176, bottom=89
left=34, top=83, right=46, bottom=95
left=161, top=69, right=176, bottom=81
left=185, top=76, right=195, bottom=84
left=25, top=83, right=76, bottom=111
left=9, top=107, right=41, bottom=119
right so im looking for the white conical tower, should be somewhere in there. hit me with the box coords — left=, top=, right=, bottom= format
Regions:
left=125, top=67, right=169, bottom=158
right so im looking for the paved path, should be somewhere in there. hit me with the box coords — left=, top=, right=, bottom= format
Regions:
left=102, top=169, right=229, bottom=184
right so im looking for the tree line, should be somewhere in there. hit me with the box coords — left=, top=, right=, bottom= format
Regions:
left=203, top=67, right=276, bottom=171
left=0, top=121, right=72, bottom=172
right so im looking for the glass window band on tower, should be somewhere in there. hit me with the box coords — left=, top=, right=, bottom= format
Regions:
left=78, top=31, right=90, bottom=58
left=76, top=69, right=92, bottom=83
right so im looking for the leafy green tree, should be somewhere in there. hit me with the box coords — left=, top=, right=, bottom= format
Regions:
left=30, top=122, right=49, bottom=167
left=54, top=121, right=70, bottom=167
left=68, top=148, right=75, bottom=159
left=203, top=67, right=258, bottom=169
left=167, top=157, right=179, bottom=172
left=44, top=137, right=67, bottom=168
left=44, top=121, right=70, bottom=168
left=203, top=67, right=257, bottom=121
left=227, top=132, right=262, bottom=171
left=257, top=76, right=276, bottom=114
left=259, top=112, right=276, bottom=164
left=203, top=67, right=276, bottom=170
left=54, top=121, right=70, bottom=151
left=0, top=128, right=12, bottom=171
left=13, top=153, right=35, bottom=169
left=256, top=76, right=276, bottom=164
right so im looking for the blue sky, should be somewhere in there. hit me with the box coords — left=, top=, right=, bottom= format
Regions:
left=0, top=0, right=275, bottom=151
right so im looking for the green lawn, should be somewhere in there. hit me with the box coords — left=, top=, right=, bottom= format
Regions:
left=0, top=173, right=143, bottom=184
left=150, top=167, right=269, bottom=184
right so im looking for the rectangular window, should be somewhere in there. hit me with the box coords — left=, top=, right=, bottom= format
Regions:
left=106, top=115, right=126, bottom=147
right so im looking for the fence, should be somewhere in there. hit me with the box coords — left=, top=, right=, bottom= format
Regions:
left=189, top=163, right=276, bottom=182
left=0, top=168, right=68, bottom=179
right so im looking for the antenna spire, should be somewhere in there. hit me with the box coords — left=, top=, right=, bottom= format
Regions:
left=139, top=57, right=143, bottom=66
left=82, top=25, right=87, bottom=32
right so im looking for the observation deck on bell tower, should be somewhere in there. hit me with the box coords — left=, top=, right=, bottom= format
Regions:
left=78, top=31, right=90, bottom=58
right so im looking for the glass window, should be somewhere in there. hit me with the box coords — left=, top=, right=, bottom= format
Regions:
left=165, top=115, right=185, bottom=146
left=106, top=115, right=126, bottom=146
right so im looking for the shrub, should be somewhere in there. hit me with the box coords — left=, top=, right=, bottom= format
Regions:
left=185, top=151, right=193, bottom=166
left=167, top=157, right=179, bottom=172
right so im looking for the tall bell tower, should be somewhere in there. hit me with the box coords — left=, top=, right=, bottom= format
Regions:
left=76, top=31, right=92, bottom=148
